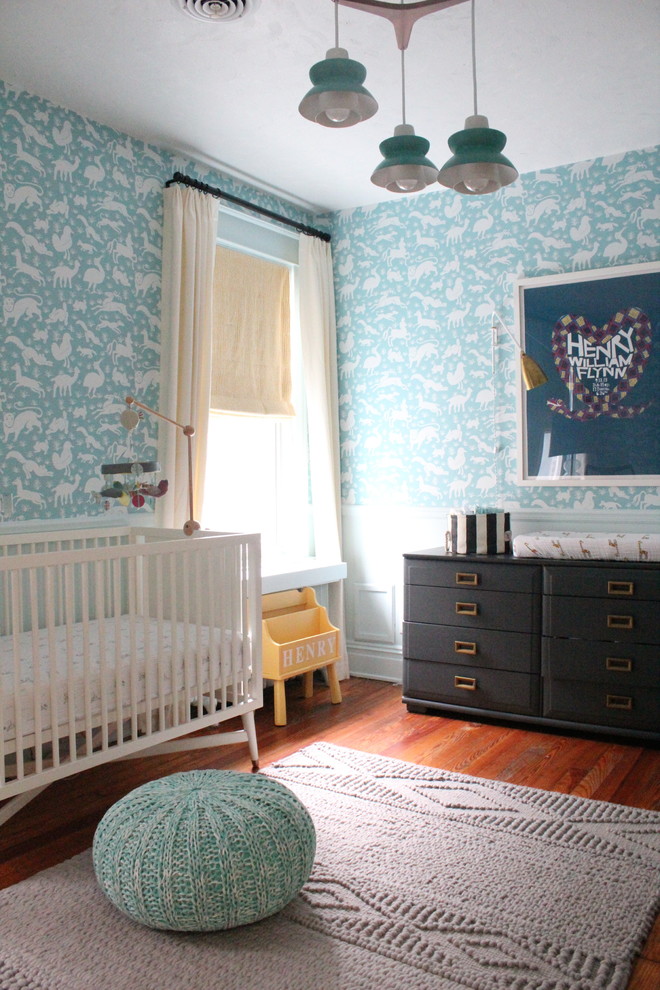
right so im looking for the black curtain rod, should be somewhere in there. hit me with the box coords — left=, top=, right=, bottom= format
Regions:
left=165, top=172, right=331, bottom=242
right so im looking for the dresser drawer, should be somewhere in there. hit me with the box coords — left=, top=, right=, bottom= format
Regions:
left=405, top=558, right=541, bottom=594
left=404, top=621, right=539, bottom=673
left=543, top=678, right=660, bottom=733
left=542, top=639, right=658, bottom=688
left=543, top=565, right=660, bottom=601
left=543, top=596, right=660, bottom=643
left=406, top=585, right=540, bottom=634
left=404, top=659, right=539, bottom=716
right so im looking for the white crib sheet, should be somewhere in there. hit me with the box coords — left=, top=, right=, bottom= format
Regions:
left=512, top=531, right=660, bottom=561
left=1, top=616, right=246, bottom=745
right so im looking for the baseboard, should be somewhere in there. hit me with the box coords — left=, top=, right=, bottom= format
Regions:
left=347, top=643, right=403, bottom=683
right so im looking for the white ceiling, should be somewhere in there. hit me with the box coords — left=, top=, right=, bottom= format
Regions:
left=0, top=0, right=658, bottom=213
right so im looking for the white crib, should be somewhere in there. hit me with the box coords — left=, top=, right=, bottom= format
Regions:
left=0, top=526, right=262, bottom=826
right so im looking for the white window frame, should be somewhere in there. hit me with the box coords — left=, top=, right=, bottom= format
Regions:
left=202, top=206, right=314, bottom=559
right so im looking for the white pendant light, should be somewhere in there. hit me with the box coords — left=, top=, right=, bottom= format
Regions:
left=437, top=0, right=518, bottom=195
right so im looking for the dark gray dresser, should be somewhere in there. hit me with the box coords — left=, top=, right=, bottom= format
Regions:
left=402, top=549, right=660, bottom=742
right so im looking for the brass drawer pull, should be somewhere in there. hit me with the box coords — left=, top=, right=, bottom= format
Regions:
left=606, top=694, right=633, bottom=711
left=456, top=602, right=478, bottom=616
left=456, top=572, right=479, bottom=586
left=607, top=614, right=634, bottom=630
left=608, top=580, right=634, bottom=597
left=455, top=641, right=477, bottom=655
left=454, top=675, right=477, bottom=691
left=606, top=657, right=632, bottom=673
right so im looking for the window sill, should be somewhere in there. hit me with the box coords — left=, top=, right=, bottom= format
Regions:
left=261, top=558, right=347, bottom=594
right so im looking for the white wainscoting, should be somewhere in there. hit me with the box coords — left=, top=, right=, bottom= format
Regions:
left=342, top=504, right=660, bottom=682
left=353, top=584, right=396, bottom=643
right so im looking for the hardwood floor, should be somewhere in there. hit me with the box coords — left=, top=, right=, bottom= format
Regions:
left=1, top=676, right=658, bottom=987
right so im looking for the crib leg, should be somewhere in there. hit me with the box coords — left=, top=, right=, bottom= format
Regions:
left=241, top=710, right=260, bottom=772
left=0, top=784, right=49, bottom=827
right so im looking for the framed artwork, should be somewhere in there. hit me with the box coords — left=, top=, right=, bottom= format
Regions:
left=515, top=261, right=660, bottom=486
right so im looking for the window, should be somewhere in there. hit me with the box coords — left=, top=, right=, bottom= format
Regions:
left=201, top=209, right=313, bottom=561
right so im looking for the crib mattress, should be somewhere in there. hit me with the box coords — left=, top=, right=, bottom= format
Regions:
left=2, top=616, right=246, bottom=745
left=512, top=531, right=660, bottom=561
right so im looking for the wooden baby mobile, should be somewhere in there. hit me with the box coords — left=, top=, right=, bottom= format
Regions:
left=99, top=396, right=200, bottom=536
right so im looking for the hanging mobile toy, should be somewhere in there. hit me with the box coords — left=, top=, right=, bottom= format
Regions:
left=99, top=459, right=164, bottom=506
left=95, top=395, right=199, bottom=536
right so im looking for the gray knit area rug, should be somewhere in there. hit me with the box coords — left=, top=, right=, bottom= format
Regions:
left=1, top=742, right=658, bottom=990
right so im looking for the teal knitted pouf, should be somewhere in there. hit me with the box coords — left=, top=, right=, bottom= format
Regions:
left=92, top=769, right=316, bottom=931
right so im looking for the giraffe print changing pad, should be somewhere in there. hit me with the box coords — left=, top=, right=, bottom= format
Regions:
left=512, top=532, right=660, bottom=561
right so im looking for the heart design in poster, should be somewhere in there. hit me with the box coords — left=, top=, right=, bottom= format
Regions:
left=547, top=307, right=652, bottom=420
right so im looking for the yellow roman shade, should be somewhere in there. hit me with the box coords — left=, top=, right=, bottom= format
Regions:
left=211, top=245, right=294, bottom=416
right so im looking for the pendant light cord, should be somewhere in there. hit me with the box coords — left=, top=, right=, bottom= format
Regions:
left=400, top=0, right=407, bottom=125
left=334, top=0, right=339, bottom=47
left=471, top=0, right=478, bottom=116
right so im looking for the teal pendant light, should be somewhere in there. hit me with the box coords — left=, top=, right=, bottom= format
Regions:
left=437, top=114, right=518, bottom=194
left=437, top=0, right=518, bottom=195
left=371, top=48, right=438, bottom=194
left=372, top=124, right=438, bottom=193
left=299, top=2, right=377, bottom=127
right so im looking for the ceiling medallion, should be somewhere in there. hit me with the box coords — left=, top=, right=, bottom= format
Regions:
left=172, top=0, right=260, bottom=22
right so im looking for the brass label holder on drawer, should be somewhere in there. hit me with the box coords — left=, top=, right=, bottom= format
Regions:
left=456, top=572, right=479, bottom=586
left=607, top=580, right=634, bottom=596
left=456, top=602, right=478, bottom=616
left=607, top=614, right=634, bottom=630
left=454, top=675, right=477, bottom=690
left=606, top=694, right=633, bottom=711
left=455, top=641, right=477, bottom=655
left=606, top=657, right=633, bottom=672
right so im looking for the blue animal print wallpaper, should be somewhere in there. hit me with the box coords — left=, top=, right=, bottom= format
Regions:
left=328, top=147, right=660, bottom=512
left=0, top=82, right=317, bottom=524
left=1, top=79, right=659, bottom=529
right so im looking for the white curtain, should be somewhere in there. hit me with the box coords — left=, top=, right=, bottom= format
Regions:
left=157, top=186, right=218, bottom=531
left=298, top=234, right=348, bottom=679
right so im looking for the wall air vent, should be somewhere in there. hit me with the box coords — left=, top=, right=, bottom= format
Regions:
left=173, top=0, right=260, bottom=22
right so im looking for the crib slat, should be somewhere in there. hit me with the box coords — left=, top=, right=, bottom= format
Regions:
left=166, top=550, right=178, bottom=728
left=181, top=550, right=192, bottom=722
left=28, top=569, right=44, bottom=775
left=64, top=564, right=76, bottom=760
left=231, top=542, right=241, bottom=705
left=95, top=559, right=109, bottom=752
left=112, top=557, right=123, bottom=745
left=45, top=567, right=60, bottom=770
left=9, top=571, right=24, bottom=781
left=128, top=557, right=138, bottom=739
left=194, top=548, right=203, bottom=722
left=241, top=540, right=249, bottom=696
left=140, top=550, right=152, bottom=739
left=80, top=561, right=93, bottom=758
left=219, top=543, right=229, bottom=711
left=206, top=543, right=218, bottom=713
left=152, top=556, right=164, bottom=732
